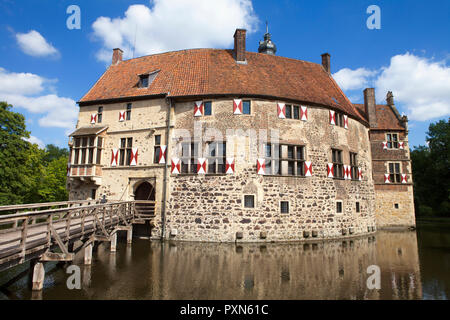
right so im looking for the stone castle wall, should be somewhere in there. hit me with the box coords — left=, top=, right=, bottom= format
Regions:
left=165, top=98, right=377, bottom=242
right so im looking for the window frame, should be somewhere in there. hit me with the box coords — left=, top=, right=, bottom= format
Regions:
left=356, top=201, right=360, bottom=213
left=388, top=161, right=402, bottom=183
left=126, top=103, right=132, bottom=121
left=73, top=136, right=98, bottom=165
left=153, top=135, right=162, bottom=164
left=336, top=200, right=344, bottom=214
left=386, top=133, right=400, bottom=149
left=350, top=152, right=358, bottom=180
left=242, top=100, right=251, bottom=115
left=332, top=149, right=344, bottom=179
left=244, top=195, right=255, bottom=209
left=97, top=106, right=103, bottom=123
left=280, top=201, right=290, bottom=214
left=119, top=137, right=133, bottom=166
left=203, top=101, right=212, bottom=116
left=206, top=141, right=226, bottom=174
left=180, top=142, right=199, bottom=174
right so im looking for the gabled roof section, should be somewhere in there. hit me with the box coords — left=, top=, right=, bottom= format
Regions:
left=79, top=49, right=365, bottom=122
left=353, top=103, right=406, bottom=131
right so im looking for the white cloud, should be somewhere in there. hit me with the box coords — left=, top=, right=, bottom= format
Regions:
left=375, top=53, right=450, bottom=121
left=333, top=53, right=450, bottom=121
left=333, top=68, right=377, bottom=91
left=16, top=30, right=59, bottom=57
left=0, top=67, right=46, bottom=95
left=92, top=0, right=259, bottom=62
left=24, top=135, right=45, bottom=148
left=0, top=68, right=78, bottom=130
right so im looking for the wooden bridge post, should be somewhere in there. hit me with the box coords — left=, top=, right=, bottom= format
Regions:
left=84, top=243, right=93, bottom=265
left=110, top=232, right=117, bottom=252
left=127, top=227, right=133, bottom=244
left=32, top=262, right=45, bottom=291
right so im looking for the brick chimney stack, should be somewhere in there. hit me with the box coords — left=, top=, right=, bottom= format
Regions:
left=112, top=48, right=123, bottom=65
left=234, top=29, right=247, bottom=63
left=364, top=88, right=378, bottom=128
left=321, top=53, right=331, bottom=74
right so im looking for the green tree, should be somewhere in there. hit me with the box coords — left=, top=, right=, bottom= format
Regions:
left=0, top=102, right=69, bottom=205
left=0, top=102, right=44, bottom=204
left=411, top=118, right=450, bottom=217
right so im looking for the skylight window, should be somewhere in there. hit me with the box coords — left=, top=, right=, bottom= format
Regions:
left=139, top=70, right=159, bottom=88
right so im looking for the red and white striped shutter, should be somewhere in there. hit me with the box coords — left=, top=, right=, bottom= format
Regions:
left=358, top=167, right=362, bottom=181
left=327, top=163, right=334, bottom=178
left=329, top=110, right=336, bottom=125
left=399, top=142, right=404, bottom=149
left=257, top=159, right=266, bottom=175
left=344, top=115, right=348, bottom=129
left=384, top=174, right=390, bottom=183
left=277, top=103, right=286, bottom=119
left=119, top=111, right=126, bottom=122
left=111, top=148, right=119, bottom=167
left=197, top=158, right=207, bottom=174
left=233, top=99, right=242, bottom=115
left=130, top=148, right=138, bottom=166
left=383, top=141, right=388, bottom=149
left=304, top=161, right=312, bottom=177
left=401, top=174, right=408, bottom=183
left=343, top=165, right=348, bottom=179
left=300, top=106, right=308, bottom=121
left=226, top=158, right=235, bottom=174
left=194, top=101, right=204, bottom=117
left=159, top=145, right=167, bottom=164
left=171, top=158, right=180, bottom=174
left=91, top=113, right=97, bottom=124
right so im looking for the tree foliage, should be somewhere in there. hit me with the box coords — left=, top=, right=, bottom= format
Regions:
left=0, top=102, right=69, bottom=205
left=411, top=118, right=450, bottom=217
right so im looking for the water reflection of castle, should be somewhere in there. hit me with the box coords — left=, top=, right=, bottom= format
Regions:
left=61, top=231, right=422, bottom=300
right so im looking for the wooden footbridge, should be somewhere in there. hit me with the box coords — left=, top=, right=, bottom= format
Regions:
left=0, top=200, right=156, bottom=291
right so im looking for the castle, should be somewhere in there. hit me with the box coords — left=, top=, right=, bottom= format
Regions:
left=68, top=29, right=415, bottom=242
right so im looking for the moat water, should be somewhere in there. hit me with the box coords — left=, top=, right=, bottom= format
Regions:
left=0, top=221, right=449, bottom=300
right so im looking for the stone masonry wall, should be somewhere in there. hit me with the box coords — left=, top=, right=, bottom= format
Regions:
left=166, top=98, right=377, bottom=242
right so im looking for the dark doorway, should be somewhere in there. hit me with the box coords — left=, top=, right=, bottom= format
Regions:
left=134, top=181, right=155, bottom=201
left=133, top=181, right=155, bottom=238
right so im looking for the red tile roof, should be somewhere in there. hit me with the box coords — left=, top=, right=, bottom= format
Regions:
left=353, top=103, right=406, bottom=131
left=79, top=49, right=366, bottom=122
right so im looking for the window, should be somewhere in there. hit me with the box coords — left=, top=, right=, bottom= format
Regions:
left=204, top=101, right=212, bottom=116
left=332, top=149, right=344, bottom=179
left=73, top=136, right=97, bottom=165
left=350, top=152, right=358, bottom=180
left=91, top=189, right=97, bottom=200
left=387, top=133, right=399, bottom=149
left=356, top=202, right=360, bottom=213
left=96, top=137, right=103, bottom=165
left=119, top=138, right=133, bottom=166
left=154, top=135, right=161, bottom=164
left=281, top=201, right=289, bottom=214
left=243, top=100, right=251, bottom=114
left=244, top=195, right=255, bottom=208
left=126, top=103, right=132, bottom=121
left=334, top=112, right=345, bottom=127
left=285, top=105, right=292, bottom=119
left=140, top=75, right=149, bottom=88
left=336, top=201, right=343, bottom=214
left=285, top=105, right=301, bottom=120
left=264, top=144, right=306, bottom=176
left=388, top=162, right=401, bottom=183
left=207, top=141, right=226, bottom=174
left=180, top=142, right=199, bottom=173
left=394, top=203, right=399, bottom=209
left=97, top=107, right=103, bottom=123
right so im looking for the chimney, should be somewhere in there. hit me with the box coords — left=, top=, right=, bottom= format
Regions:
left=112, top=48, right=123, bottom=65
left=234, top=29, right=247, bottom=63
left=364, top=88, right=377, bottom=128
left=321, top=53, right=331, bottom=74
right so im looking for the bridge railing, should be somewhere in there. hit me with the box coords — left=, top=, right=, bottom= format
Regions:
left=0, top=200, right=156, bottom=269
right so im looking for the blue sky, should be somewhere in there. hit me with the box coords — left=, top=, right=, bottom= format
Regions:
left=0, top=0, right=449, bottom=148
